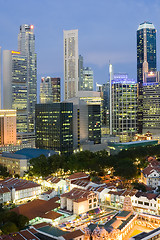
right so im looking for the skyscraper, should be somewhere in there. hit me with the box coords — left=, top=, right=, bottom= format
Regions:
left=0, top=47, right=1, bottom=109
left=40, top=77, right=53, bottom=104
left=111, top=74, right=137, bottom=142
left=64, top=29, right=78, bottom=100
left=3, top=50, right=28, bottom=134
left=78, top=55, right=84, bottom=91
left=18, top=24, right=37, bottom=133
left=35, top=103, right=73, bottom=155
left=40, top=77, right=61, bottom=104
left=82, top=67, right=93, bottom=91
left=137, top=22, right=156, bottom=133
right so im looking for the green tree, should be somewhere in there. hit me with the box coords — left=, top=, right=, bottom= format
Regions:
left=1, top=222, right=18, bottom=234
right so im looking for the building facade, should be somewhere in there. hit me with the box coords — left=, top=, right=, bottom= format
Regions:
left=3, top=50, right=28, bottom=134
left=40, top=77, right=53, bottom=104
left=111, top=74, right=137, bottom=142
left=137, top=22, right=156, bottom=134
left=18, top=24, right=37, bottom=133
left=82, top=67, right=93, bottom=91
left=0, top=110, right=16, bottom=146
left=78, top=55, right=84, bottom=91
left=35, top=103, right=73, bottom=155
left=64, top=29, right=78, bottom=100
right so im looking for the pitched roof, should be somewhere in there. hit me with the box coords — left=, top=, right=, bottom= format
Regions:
left=0, top=229, right=40, bottom=240
left=67, top=172, right=89, bottom=180
left=11, top=197, right=60, bottom=220
left=0, top=187, right=11, bottom=194
left=62, top=229, right=84, bottom=240
left=61, top=188, right=96, bottom=202
left=45, top=176, right=61, bottom=184
left=0, top=178, right=41, bottom=191
left=135, top=191, right=159, bottom=200
left=71, top=179, right=90, bottom=187
left=41, top=211, right=62, bottom=220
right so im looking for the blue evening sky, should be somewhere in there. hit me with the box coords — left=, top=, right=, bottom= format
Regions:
left=1, top=0, right=160, bottom=100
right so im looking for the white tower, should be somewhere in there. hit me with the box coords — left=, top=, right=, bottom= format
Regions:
left=64, top=29, right=78, bottom=100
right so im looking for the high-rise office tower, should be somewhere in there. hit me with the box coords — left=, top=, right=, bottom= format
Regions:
left=18, top=24, right=37, bottom=133
left=64, top=29, right=78, bottom=100
left=112, top=74, right=137, bottom=142
left=137, top=22, right=156, bottom=133
left=82, top=67, right=93, bottom=91
left=3, top=50, right=28, bottom=134
left=143, top=72, right=160, bottom=137
left=40, top=77, right=61, bottom=104
left=51, top=78, right=61, bottom=102
left=40, top=77, right=53, bottom=104
left=78, top=55, right=84, bottom=91
left=0, top=47, right=1, bottom=109
left=35, top=103, right=73, bottom=155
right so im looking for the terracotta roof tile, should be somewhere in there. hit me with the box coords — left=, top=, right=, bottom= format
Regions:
left=11, top=197, right=60, bottom=220
left=67, top=172, right=89, bottom=180
left=41, top=211, right=62, bottom=220
left=62, top=229, right=84, bottom=240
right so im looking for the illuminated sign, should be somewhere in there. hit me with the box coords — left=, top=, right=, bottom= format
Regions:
left=30, top=25, right=34, bottom=29
left=11, top=51, right=20, bottom=55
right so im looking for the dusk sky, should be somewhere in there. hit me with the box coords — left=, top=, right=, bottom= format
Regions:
left=1, top=0, right=160, bottom=99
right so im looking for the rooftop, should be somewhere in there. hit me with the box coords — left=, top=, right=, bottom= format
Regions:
left=67, top=172, right=89, bottom=181
left=11, top=197, right=60, bottom=220
left=2, top=148, right=57, bottom=160
left=138, top=21, right=155, bottom=30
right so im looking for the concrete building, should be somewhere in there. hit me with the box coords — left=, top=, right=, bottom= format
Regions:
left=78, top=55, right=84, bottom=91
left=111, top=74, right=137, bottom=142
left=0, top=148, right=56, bottom=176
left=60, top=187, right=98, bottom=215
left=35, top=103, right=73, bottom=155
left=0, top=110, right=16, bottom=146
left=65, top=97, right=101, bottom=146
left=0, top=177, right=41, bottom=203
left=64, top=29, right=78, bottom=100
left=141, top=161, right=160, bottom=188
left=137, top=22, right=157, bottom=134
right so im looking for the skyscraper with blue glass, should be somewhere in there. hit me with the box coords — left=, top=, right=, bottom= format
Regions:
left=137, top=22, right=156, bottom=133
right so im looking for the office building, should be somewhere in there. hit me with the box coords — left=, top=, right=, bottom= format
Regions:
left=18, top=24, right=37, bottom=133
left=143, top=71, right=160, bottom=137
left=65, top=97, right=101, bottom=147
left=78, top=55, right=84, bottom=91
left=0, top=47, right=1, bottom=109
left=51, top=77, right=61, bottom=102
left=3, top=50, right=28, bottom=134
left=35, top=103, right=73, bottom=155
left=137, top=22, right=156, bottom=133
left=96, top=82, right=110, bottom=129
left=111, top=74, right=137, bottom=142
left=0, top=110, right=16, bottom=146
left=82, top=67, right=93, bottom=91
left=64, top=29, right=78, bottom=100
left=40, top=77, right=53, bottom=104
left=40, top=77, right=61, bottom=104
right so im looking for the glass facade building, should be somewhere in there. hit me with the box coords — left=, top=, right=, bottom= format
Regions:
left=111, top=74, right=137, bottom=142
left=88, top=105, right=101, bottom=144
left=3, top=51, right=28, bottom=134
left=82, top=67, right=93, bottom=91
left=137, top=22, right=156, bottom=133
left=143, top=71, right=160, bottom=133
left=18, top=24, right=37, bottom=133
left=35, top=103, right=73, bottom=155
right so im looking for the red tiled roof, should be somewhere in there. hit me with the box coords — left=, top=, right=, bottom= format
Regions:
left=0, top=187, right=10, bottom=194
left=0, top=229, right=40, bottom=240
left=71, top=179, right=90, bottom=187
left=135, top=191, right=159, bottom=200
left=45, top=176, right=61, bottom=184
left=32, top=222, right=51, bottom=229
left=0, top=177, right=41, bottom=191
left=41, top=210, right=62, bottom=220
left=62, top=229, right=84, bottom=240
left=61, top=188, right=96, bottom=202
left=67, top=172, right=89, bottom=180
left=11, top=197, right=60, bottom=220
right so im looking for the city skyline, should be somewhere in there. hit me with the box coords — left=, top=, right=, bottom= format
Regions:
left=1, top=0, right=160, bottom=100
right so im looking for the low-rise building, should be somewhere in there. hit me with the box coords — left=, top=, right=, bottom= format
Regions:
left=0, top=148, right=56, bottom=176
left=141, top=161, right=160, bottom=188
left=0, top=177, right=41, bottom=203
left=60, top=188, right=98, bottom=215
left=41, top=176, right=67, bottom=193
